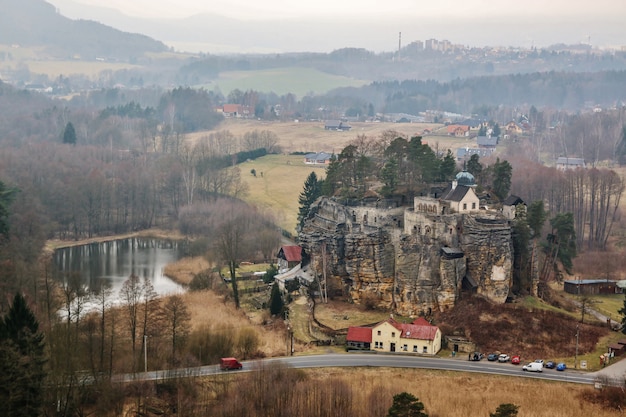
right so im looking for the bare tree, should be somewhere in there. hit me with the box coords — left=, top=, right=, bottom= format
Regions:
left=161, top=295, right=191, bottom=364
left=119, top=274, right=142, bottom=371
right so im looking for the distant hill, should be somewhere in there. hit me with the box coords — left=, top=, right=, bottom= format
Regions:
left=0, top=0, right=167, bottom=61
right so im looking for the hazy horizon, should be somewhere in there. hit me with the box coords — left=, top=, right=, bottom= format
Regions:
left=47, top=0, right=626, bottom=54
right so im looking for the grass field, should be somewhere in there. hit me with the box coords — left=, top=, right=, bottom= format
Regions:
left=189, top=119, right=471, bottom=234
left=201, top=67, right=370, bottom=97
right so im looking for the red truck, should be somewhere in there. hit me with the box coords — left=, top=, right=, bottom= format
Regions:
left=220, top=357, right=243, bottom=371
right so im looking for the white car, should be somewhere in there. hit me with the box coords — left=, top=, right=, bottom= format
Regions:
left=498, top=354, right=511, bottom=362
left=522, top=362, right=543, bottom=372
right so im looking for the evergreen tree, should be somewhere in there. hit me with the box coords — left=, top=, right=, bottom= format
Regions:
left=490, top=403, right=519, bottom=417
left=439, top=149, right=456, bottom=181
left=492, top=158, right=512, bottom=200
left=298, top=171, right=323, bottom=230
left=548, top=212, right=577, bottom=274
left=381, top=158, right=399, bottom=196
left=618, top=293, right=626, bottom=334
left=322, top=155, right=341, bottom=196
left=527, top=200, right=547, bottom=238
left=511, top=207, right=531, bottom=294
left=0, top=293, right=47, bottom=417
left=62, top=122, right=77, bottom=145
left=466, top=154, right=483, bottom=180
left=492, top=122, right=501, bottom=137
left=269, top=282, right=284, bottom=316
left=387, top=392, right=428, bottom=417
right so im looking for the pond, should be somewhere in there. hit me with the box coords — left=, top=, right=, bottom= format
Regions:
left=53, top=237, right=186, bottom=303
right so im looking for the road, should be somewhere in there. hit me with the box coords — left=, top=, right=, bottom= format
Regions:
left=115, top=353, right=602, bottom=386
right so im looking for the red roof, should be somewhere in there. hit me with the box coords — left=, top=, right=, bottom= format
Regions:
left=280, top=246, right=302, bottom=262
left=223, top=104, right=240, bottom=113
left=346, top=326, right=372, bottom=343
left=385, top=317, right=439, bottom=341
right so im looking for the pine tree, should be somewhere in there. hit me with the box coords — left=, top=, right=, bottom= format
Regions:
left=298, top=171, right=322, bottom=230
left=269, top=282, right=284, bottom=316
left=387, top=392, right=428, bottom=417
left=62, top=122, right=77, bottom=145
left=0, top=293, right=47, bottom=417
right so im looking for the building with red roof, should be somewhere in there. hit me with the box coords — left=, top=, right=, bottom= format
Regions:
left=346, top=316, right=442, bottom=354
left=277, top=245, right=302, bottom=273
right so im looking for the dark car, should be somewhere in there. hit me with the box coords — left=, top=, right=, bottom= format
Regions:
left=487, top=353, right=499, bottom=361
left=469, top=352, right=484, bottom=361
left=556, top=363, right=567, bottom=371
left=545, top=361, right=556, bottom=369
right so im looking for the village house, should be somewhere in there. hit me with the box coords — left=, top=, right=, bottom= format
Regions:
left=303, top=152, right=333, bottom=165
left=456, top=147, right=494, bottom=162
left=556, top=157, right=586, bottom=170
left=221, top=104, right=252, bottom=118
left=502, top=195, right=526, bottom=220
left=446, top=124, right=470, bottom=137
left=476, top=136, right=498, bottom=148
left=441, top=181, right=480, bottom=213
left=346, top=317, right=442, bottom=354
left=324, top=120, right=352, bottom=131
left=505, top=121, right=523, bottom=135
left=277, top=245, right=302, bottom=273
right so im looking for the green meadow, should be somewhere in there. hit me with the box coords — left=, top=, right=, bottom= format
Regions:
left=206, top=67, right=370, bottom=97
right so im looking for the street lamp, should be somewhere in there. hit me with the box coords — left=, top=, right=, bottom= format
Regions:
left=574, top=325, right=579, bottom=369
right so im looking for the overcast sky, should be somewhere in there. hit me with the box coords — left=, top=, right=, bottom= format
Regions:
left=56, top=0, right=625, bottom=20
left=46, top=0, right=626, bottom=53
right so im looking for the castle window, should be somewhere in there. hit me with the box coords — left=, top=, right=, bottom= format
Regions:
left=463, top=203, right=467, bottom=210
left=472, top=202, right=476, bottom=209
left=403, top=344, right=408, bottom=351
left=391, top=332, right=396, bottom=338
left=377, top=330, right=381, bottom=336
left=449, top=228, right=452, bottom=234
left=413, top=345, right=418, bottom=352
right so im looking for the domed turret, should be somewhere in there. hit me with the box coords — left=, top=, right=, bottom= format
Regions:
left=455, top=171, right=475, bottom=186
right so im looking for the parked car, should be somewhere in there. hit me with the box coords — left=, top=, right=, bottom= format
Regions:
left=511, top=355, right=521, bottom=365
left=469, top=352, right=484, bottom=361
left=556, top=363, right=567, bottom=371
left=487, top=353, right=499, bottom=361
left=545, top=361, right=556, bottom=369
left=498, top=354, right=511, bottom=362
left=522, top=362, right=543, bottom=372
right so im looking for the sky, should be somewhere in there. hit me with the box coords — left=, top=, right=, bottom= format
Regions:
left=55, top=0, right=625, bottom=21
left=46, top=0, right=626, bottom=53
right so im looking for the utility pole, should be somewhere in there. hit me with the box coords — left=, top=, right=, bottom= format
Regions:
left=575, top=325, right=579, bottom=369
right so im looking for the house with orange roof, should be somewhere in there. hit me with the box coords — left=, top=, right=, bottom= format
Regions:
left=346, top=316, right=442, bottom=354
left=446, top=124, right=470, bottom=137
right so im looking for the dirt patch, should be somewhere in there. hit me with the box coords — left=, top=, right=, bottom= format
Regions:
left=313, top=299, right=390, bottom=330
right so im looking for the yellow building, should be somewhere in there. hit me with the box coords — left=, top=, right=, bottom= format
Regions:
left=370, top=317, right=442, bottom=355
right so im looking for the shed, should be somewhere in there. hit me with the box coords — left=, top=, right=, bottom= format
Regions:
left=609, top=343, right=625, bottom=356
left=563, top=279, right=623, bottom=295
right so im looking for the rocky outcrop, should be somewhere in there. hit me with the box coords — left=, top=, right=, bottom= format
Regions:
left=298, top=197, right=513, bottom=316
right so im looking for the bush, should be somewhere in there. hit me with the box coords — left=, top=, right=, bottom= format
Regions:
left=189, top=270, right=216, bottom=291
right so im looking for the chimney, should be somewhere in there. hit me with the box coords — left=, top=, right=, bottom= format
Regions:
left=452, top=179, right=457, bottom=190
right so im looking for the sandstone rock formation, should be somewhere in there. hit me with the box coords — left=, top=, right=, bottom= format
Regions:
left=298, top=196, right=513, bottom=316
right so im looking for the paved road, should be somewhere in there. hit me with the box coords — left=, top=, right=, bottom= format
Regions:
left=116, top=353, right=611, bottom=386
